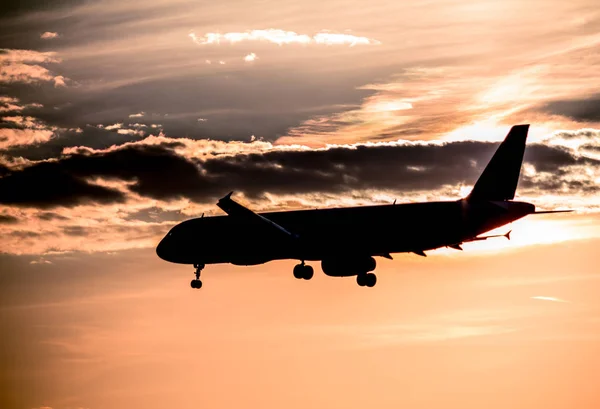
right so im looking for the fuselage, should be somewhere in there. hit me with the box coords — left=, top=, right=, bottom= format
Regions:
left=156, top=199, right=535, bottom=266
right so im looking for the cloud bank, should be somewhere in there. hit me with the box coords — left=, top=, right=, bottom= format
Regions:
left=189, top=29, right=381, bottom=47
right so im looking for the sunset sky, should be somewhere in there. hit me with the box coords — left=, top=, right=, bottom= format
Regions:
left=1, top=0, right=600, bottom=408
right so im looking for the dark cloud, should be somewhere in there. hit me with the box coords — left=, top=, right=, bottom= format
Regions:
left=581, top=143, right=600, bottom=152
left=62, top=225, right=87, bottom=236
left=37, top=211, right=69, bottom=221
left=5, top=126, right=145, bottom=160
left=0, top=214, right=18, bottom=224
left=10, top=230, right=41, bottom=238
left=539, top=95, right=600, bottom=123
left=1, top=137, right=598, bottom=209
left=0, top=163, right=9, bottom=177
left=0, top=157, right=127, bottom=208
left=5, top=71, right=373, bottom=142
left=0, top=0, right=88, bottom=18
left=522, top=144, right=582, bottom=172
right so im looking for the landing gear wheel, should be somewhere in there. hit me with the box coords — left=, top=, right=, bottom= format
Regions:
left=356, top=274, right=367, bottom=287
left=302, top=265, right=314, bottom=280
left=191, top=263, right=205, bottom=289
left=293, top=264, right=304, bottom=279
left=293, top=263, right=314, bottom=280
left=357, top=273, right=376, bottom=287
left=365, top=273, right=377, bottom=287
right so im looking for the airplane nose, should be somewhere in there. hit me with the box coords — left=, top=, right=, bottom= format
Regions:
left=156, top=236, right=171, bottom=261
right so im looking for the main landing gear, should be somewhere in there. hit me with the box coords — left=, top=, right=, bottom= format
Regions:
left=356, top=272, right=377, bottom=288
left=293, top=262, right=314, bottom=280
left=190, top=263, right=204, bottom=289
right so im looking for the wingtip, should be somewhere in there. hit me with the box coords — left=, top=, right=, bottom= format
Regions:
left=217, top=191, right=235, bottom=207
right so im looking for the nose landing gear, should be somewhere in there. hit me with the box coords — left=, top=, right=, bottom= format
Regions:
left=190, top=263, right=205, bottom=289
left=293, top=262, right=314, bottom=280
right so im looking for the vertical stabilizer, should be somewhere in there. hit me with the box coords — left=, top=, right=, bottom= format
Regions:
left=467, top=124, right=529, bottom=201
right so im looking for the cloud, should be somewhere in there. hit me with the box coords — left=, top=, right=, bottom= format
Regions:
left=0, top=49, right=65, bottom=85
left=2, top=130, right=599, bottom=212
left=0, top=114, right=61, bottom=149
left=0, top=128, right=54, bottom=149
left=53, top=75, right=66, bottom=87
left=104, top=123, right=123, bottom=130
left=129, top=112, right=145, bottom=118
left=531, top=296, right=570, bottom=303
left=0, top=214, right=18, bottom=224
left=40, top=31, right=59, bottom=39
left=243, top=52, right=258, bottom=62
left=30, top=258, right=52, bottom=264
left=539, top=94, right=600, bottom=123
left=117, top=128, right=144, bottom=136
left=0, top=49, right=60, bottom=64
left=0, top=97, right=44, bottom=117
left=190, top=29, right=381, bottom=47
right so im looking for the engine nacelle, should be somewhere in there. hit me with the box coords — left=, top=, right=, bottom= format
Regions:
left=321, top=256, right=376, bottom=277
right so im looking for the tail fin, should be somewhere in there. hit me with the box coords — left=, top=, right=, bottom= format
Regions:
left=467, top=124, right=529, bottom=202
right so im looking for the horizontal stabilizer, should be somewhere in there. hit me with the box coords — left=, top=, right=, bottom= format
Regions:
left=532, top=210, right=574, bottom=214
left=465, top=230, right=511, bottom=243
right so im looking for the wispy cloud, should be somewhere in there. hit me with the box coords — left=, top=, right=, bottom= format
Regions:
left=531, top=296, right=570, bottom=303
left=0, top=49, right=65, bottom=85
left=0, top=128, right=54, bottom=149
left=30, top=258, right=52, bottom=264
left=104, top=123, right=123, bottom=130
left=40, top=31, right=59, bottom=40
left=0, top=96, right=42, bottom=113
left=189, top=29, right=381, bottom=47
left=243, top=52, right=258, bottom=62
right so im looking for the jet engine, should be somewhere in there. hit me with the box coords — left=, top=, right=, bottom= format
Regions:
left=321, top=256, right=376, bottom=277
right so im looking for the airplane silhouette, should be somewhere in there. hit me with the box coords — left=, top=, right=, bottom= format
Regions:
left=156, top=124, right=571, bottom=288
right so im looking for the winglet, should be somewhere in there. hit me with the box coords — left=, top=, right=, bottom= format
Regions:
left=505, top=230, right=511, bottom=241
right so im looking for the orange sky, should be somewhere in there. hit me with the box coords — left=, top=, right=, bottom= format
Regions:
left=1, top=0, right=600, bottom=408
left=2, top=236, right=600, bottom=409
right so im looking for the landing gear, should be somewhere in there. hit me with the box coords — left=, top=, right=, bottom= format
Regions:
left=293, top=262, right=314, bottom=280
left=190, top=263, right=205, bottom=289
left=357, top=272, right=377, bottom=287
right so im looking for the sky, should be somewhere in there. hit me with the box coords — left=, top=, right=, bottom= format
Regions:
left=1, top=0, right=599, bottom=408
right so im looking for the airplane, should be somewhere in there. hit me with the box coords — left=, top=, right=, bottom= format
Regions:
left=156, top=124, right=572, bottom=289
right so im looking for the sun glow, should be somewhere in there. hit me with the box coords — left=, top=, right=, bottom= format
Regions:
left=448, top=215, right=591, bottom=255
